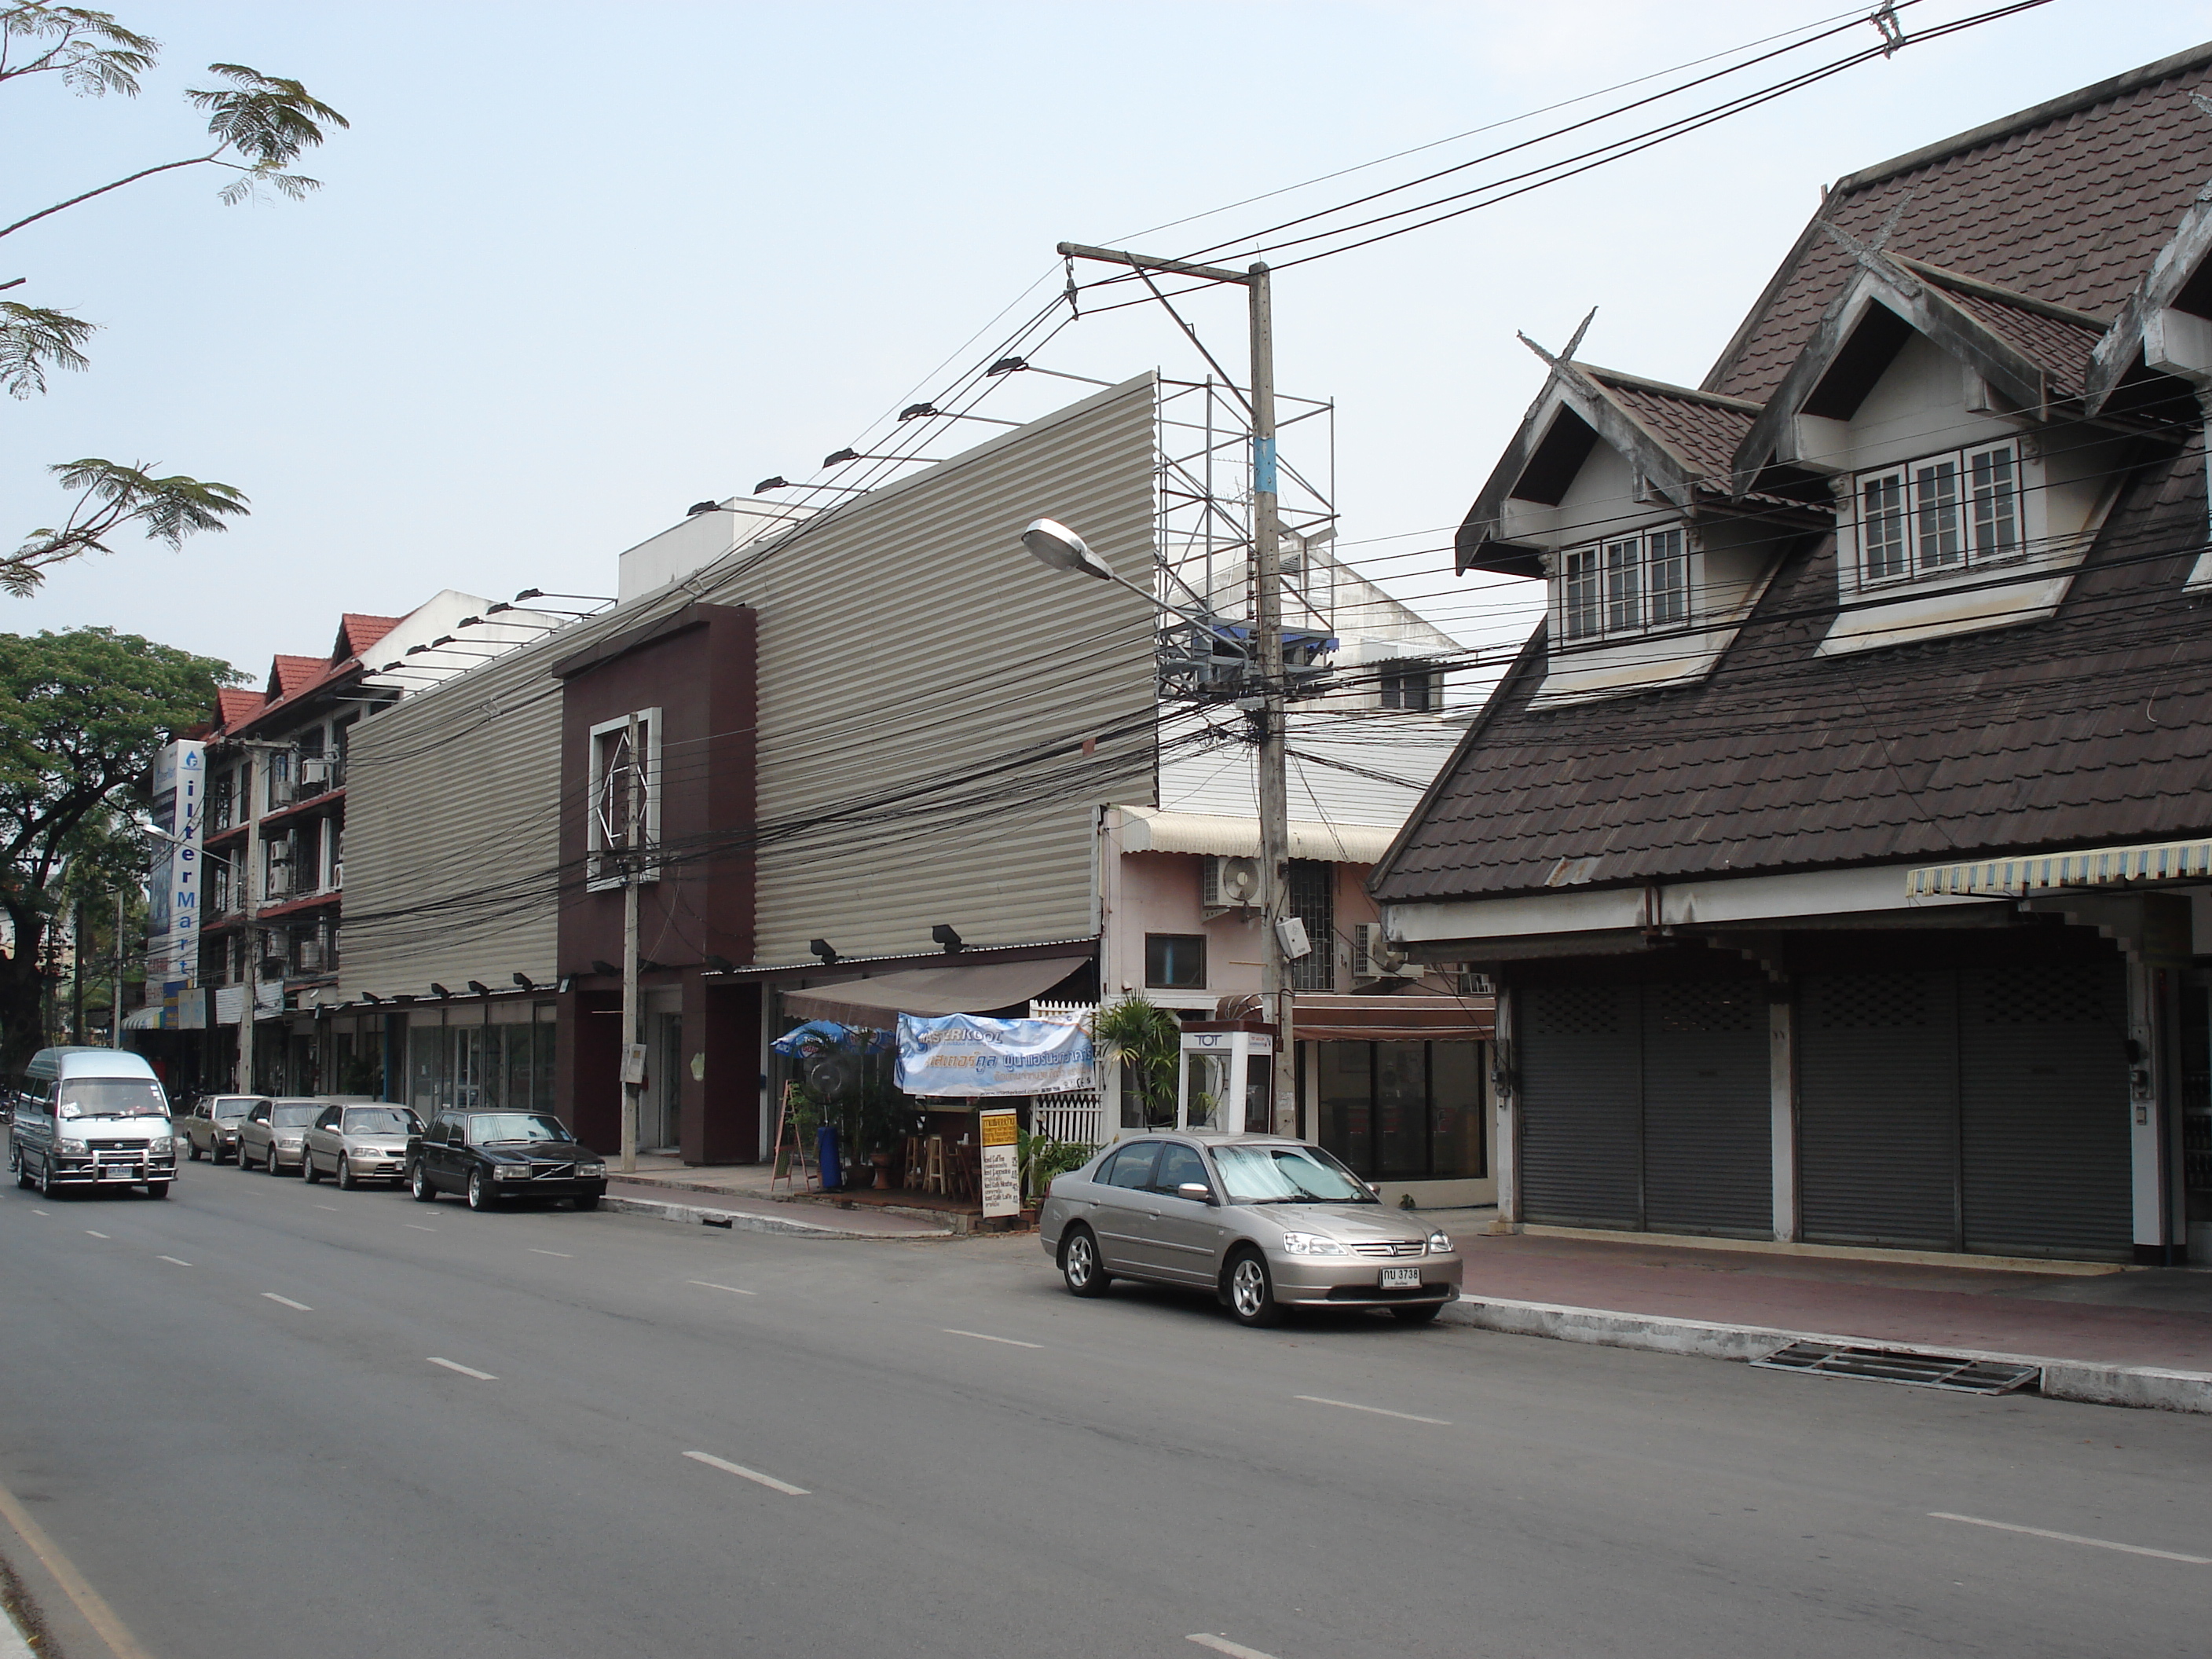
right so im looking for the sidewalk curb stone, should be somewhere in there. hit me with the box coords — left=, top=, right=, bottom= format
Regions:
left=1440, top=1295, right=2212, bottom=1415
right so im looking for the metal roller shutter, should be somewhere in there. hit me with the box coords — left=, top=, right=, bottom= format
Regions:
left=1519, top=984, right=1641, bottom=1228
left=1642, top=981, right=1772, bottom=1237
left=1958, top=962, right=2132, bottom=1259
left=1799, top=972, right=1960, bottom=1250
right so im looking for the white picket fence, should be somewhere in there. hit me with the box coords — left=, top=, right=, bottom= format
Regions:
left=1030, top=1000, right=1108, bottom=1147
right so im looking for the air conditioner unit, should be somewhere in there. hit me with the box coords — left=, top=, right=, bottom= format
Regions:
left=298, top=757, right=331, bottom=788
left=1201, top=855, right=1263, bottom=913
left=1354, top=923, right=1421, bottom=981
left=295, top=939, right=325, bottom=972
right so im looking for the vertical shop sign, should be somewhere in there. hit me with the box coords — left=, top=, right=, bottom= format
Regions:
left=978, top=1107, right=1020, bottom=1218
left=146, top=741, right=207, bottom=1009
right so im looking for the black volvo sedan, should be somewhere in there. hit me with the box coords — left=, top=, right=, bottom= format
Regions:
left=407, top=1110, right=609, bottom=1212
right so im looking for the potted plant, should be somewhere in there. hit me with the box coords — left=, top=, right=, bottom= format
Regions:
left=1095, top=994, right=1181, bottom=1129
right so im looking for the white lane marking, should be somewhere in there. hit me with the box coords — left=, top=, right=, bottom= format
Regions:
left=158, top=1255, right=192, bottom=1267
left=1295, top=1394, right=1451, bottom=1426
left=1188, top=1636, right=1282, bottom=1659
left=83, top=1230, right=110, bottom=1240
left=30, top=1208, right=48, bottom=1215
left=404, top=1223, right=436, bottom=1232
left=315, top=1204, right=340, bottom=1211
left=1929, top=1512, right=2210, bottom=1564
left=262, top=1293, right=312, bottom=1311
left=528, top=1248, right=572, bottom=1258
left=943, top=1328, right=1043, bottom=1350
left=683, top=1450, right=808, bottom=1495
left=687, top=1280, right=756, bottom=1295
left=427, top=1357, right=497, bottom=1381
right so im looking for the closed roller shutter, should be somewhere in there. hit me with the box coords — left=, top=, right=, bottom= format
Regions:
left=1642, top=982, right=1772, bottom=1237
left=1800, top=972, right=1959, bottom=1250
left=1519, top=984, right=1641, bottom=1228
left=1959, top=962, right=2132, bottom=1259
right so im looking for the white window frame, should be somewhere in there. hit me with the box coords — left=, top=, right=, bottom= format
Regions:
left=1849, top=440, right=2024, bottom=588
left=586, top=707, right=662, bottom=890
left=1556, top=525, right=1694, bottom=644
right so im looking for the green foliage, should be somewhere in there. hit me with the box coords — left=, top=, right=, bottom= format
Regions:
left=1096, top=994, right=1181, bottom=1127
left=1016, top=1128, right=1092, bottom=1207
left=189, top=63, right=349, bottom=205
left=0, top=301, right=96, bottom=397
left=0, top=5, right=159, bottom=98
left=7, top=459, right=248, bottom=595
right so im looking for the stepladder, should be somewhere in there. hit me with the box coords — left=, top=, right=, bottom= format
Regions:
left=768, top=1083, right=818, bottom=1194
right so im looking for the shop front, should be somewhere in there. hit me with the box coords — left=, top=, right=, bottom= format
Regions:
left=1298, top=994, right=1495, bottom=1211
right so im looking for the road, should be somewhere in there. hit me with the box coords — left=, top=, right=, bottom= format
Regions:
left=1, top=1162, right=2207, bottom=1659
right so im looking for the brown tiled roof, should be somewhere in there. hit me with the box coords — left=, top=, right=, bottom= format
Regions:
left=1584, top=370, right=1760, bottom=482
left=214, top=688, right=268, bottom=731
left=337, top=613, right=400, bottom=659
left=269, top=654, right=326, bottom=699
left=1373, top=444, right=2212, bottom=904
left=1706, top=46, right=2212, bottom=402
left=1905, top=262, right=2107, bottom=398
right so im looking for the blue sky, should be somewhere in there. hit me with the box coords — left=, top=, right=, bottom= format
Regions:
left=5, top=0, right=2210, bottom=677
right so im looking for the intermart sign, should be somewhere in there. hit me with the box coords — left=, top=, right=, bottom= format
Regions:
left=146, top=740, right=207, bottom=1015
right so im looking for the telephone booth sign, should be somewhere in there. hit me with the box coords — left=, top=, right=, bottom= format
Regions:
left=1177, top=1020, right=1276, bottom=1133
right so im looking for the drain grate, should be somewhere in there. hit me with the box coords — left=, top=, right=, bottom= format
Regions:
left=1751, top=1340, right=2041, bottom=1395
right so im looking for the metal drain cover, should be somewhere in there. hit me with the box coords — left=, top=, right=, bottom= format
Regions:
left=1752, top=1341, right=2041, bottom=1395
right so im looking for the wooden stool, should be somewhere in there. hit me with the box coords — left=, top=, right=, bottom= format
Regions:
left=902, top=1134, right=926, bottom=1191
left=922, top=1135, right=947, bottom=1196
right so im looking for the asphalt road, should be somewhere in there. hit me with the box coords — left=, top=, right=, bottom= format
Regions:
left=2, top=1163, right=2207, bottom=1659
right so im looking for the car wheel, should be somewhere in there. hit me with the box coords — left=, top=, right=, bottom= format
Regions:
left=267, top=1146, right=285, bottom=1175
left=1059, top=1225, right=1111, bottom=1298
left=13, top=1150, right=33, bottom=1191
left=409, top=1162, right=438, bottom=1203
left=335, top=1155, right=355, bottom=1192
left=302, top=1150, right=320, bottom=1183
left=572, top=1194, right=599, bottom=1212
left=35, top=1155, right=54, bottom=1198
left=1224, top=1248, right=1284, bottom=1328
left=1390, top=1302, right=1442, bottom=1325
left=238, top=1144, right=255, bottom=1170
left=145, top=1181, right=170, bottom=1200
left=467, top=1169, right=496, bottom=1212
left=186, top=1140, right=203, bottom=1163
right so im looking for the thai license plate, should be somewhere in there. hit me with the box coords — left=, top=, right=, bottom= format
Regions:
left=1380, top=1265, right=1421, bottom=1289
left=101, top=1166, right=135, bottom=1181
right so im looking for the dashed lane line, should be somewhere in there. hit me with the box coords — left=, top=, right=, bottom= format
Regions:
left=943, top=1328, right=1043, bottom=1350
left=687, top=1280, right=756, bottom=1295
left=1295, top=1395, right=1451, bottom=1426
left=529, top=1248, right=573, bottom=1258
left=1188, top=1635, right=1282, bottom=1659
left=1930, top=1512, right=2210, bottom=1564
left=262, top=1293, right=313, bottom=1311
left=82, top=1230, right=109, bottom=1240
left=158, top=1255, right=192, bottom=1267
left=404, top=1224, right=436, bottom=1232
left=427, top=1357, right=497, bottom=1381
left=683, top=1451, right=808, bottom=1496
left=315, top=1204, right=340, bottom=1211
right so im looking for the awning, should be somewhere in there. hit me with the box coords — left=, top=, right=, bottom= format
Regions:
left=1907, top=838, right=2212, bottom=898
left=781, top=955, right=1089, bottom=1029
left=1291, top=994, right=1493, bottom=1042
left=1116, top=807, right=1396, bottom=864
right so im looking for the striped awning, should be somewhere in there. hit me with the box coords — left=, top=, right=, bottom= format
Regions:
left=1907, top=839, right=2212, bottom=898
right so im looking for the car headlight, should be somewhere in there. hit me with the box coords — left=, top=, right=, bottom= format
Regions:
left=493, top=1164, right=530, bottom=1180
left=57, top=1135, right=87, bottom=1153
left=576, top=1162, right=606, bottom=1177
left=151, top=1136, right=175, bottom=1155
left=1279, top=1232, right=1350, bottom=1257
left=1426, top=1230, right=1452, bottom=1254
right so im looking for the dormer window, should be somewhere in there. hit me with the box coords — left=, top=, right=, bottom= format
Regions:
left=1560, top=526, right=1689, bottom=642
left=1851, top=441, right=2022, bottom=585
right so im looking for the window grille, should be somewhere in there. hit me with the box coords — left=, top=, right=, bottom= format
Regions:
left=1855, top=442, right=2021, bottom=584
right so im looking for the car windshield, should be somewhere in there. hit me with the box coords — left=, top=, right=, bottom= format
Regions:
left=214, top=1099, right=258, bottom=1121
left=56, top=1079, right=167, bottom=1119
left=343, top=1108, right=413, bottom=1136
left=467, top=1112, right=568, bottom=1146
left=272, top=1104, right=321, bottom=1128
left=1212, top=1143, right=1376, bottom=1205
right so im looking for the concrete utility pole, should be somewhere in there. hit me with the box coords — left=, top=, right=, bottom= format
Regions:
left=620, top=711, right=643, bottom=1174
left=1055, top=243, right=1299, bottom=1136
left=111, top=891, right=123, bottom=1047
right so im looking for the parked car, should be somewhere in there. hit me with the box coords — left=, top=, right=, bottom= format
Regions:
left=236, top=1097, right=325, bottom=1174
left=1038, top=1132, right=1463, bottom=1328
left=301, top=1102, right=422, bottom=1189
left=6, top=1047, right=178, bottom=1198
left=407, top=1109, right=607, bottom=1212
left=181, top=1094, right=269, bottom=1164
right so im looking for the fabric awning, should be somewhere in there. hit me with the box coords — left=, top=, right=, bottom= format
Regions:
left=1116, top=807, right=1397, bottom=864
left=1291, top=994, right=1493, bottom=1042
left=1907, top=838, right=2212, bottom=898
left=781, top=955, right=1089, bottom=1029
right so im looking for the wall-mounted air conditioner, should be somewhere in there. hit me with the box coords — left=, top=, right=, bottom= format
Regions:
left=298, top=757, right=331, bottom=789
left=1354, top=923, right=1422, bottom=981
left=1200, top=855, right=1262, bottom=914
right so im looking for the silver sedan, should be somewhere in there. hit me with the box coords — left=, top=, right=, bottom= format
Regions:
left=1038, top=1132, right=1463, bottom=1328
left=301, top=1102, right=423, bottom=1189
left=236, top=1097, right=324, bottom=1174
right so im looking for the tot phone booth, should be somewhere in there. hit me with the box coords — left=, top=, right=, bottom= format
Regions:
left=1177, top=1021, right=1276, bottom=1133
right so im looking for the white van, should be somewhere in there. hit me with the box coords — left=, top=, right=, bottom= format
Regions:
left=7, top=1047, right=178, bottom=1198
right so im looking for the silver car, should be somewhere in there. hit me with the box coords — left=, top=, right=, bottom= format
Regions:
left=181, top=1094, right=267, bottom=1164
left=300, top=1102, right=422, bottom=1189
left=1039, top=1132, right=1464, bottom=1328
left=236, top=1097, right=324, bottom=1174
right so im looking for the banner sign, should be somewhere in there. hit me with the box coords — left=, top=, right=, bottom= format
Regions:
left=145, top=740, right=206, bottom=985
left=894, top=1013, right=1094, bottom=1097
left=978, top=1108, right=1020, bottom=1218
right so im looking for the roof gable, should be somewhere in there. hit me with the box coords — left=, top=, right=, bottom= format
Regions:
left=214, top=688, right=268, bottom=731
left=335, top=613, right=401, bottom=661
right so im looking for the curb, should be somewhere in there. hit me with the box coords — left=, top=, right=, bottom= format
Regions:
left=602, top=1192, right=954, bottom=1241
left=1439, top=1295, right=2212, bottom=1415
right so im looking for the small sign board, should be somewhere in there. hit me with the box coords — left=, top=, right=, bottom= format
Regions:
left=621, top=1042, right=648, bottom=1086
left=978, top=1107, right=1020, bottom=1218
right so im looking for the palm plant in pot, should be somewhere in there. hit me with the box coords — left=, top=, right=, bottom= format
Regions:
left=1095, top=994, right=1181, bottom=1129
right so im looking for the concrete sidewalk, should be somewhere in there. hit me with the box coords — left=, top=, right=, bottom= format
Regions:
left=602, top=1157, right=954, bottom=1240
left=1441, top=1225, right=2212, bottom=1413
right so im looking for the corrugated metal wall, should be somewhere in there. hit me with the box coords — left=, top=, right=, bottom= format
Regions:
left=339, top=375, right=1159, bottom=994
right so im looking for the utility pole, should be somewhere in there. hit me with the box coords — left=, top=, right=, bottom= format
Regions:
left=1055, top=243, right=1299, bottom=1136
left=71, top=899, right=83, bottom=1043
left=620, top=711, right=643, bottom=1174
left=111, top=890, right=123, bottom=1046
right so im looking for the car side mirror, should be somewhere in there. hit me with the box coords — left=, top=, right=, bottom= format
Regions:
left=1177, top=1181, right=1215, bottom=1205
left=1368, top=1182, right=1382, bottom=1197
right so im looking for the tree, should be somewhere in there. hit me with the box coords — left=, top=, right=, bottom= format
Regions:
left=0, top=4, right=347, bottom=592
left=0, top=626, right=235, bottom=1066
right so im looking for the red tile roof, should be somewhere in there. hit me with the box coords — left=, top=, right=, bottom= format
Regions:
left=214, top=688, right=268, bottom=731
left=269, top=654, right=327, bottom=699
left=336, top=613, right=400, bottom=660
left=1706, top=45, right=2212, bottom=402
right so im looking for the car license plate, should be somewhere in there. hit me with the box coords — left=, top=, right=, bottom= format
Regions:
left=1381, top=1265, right=1421, bottom=1289
left=101, top=1166, right=134, bottom=1181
